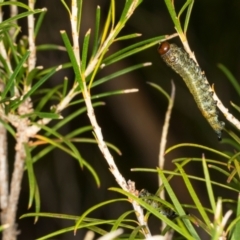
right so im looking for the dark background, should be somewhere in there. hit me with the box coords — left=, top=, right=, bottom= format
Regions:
left=5, top=0, right=240, bottom=239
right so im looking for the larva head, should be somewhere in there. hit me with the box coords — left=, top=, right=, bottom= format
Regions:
left=158, top=41, right=170, bottom=55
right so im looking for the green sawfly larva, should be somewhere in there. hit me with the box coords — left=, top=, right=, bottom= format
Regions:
left=139, top=189, right=178, bottom=219
left=158, top=41, right=225, bottom=140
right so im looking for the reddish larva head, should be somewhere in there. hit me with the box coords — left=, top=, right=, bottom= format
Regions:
left=158, top=41, right=170, bottom=55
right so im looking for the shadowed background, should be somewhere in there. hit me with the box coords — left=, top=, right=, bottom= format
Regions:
left=6, top=0, right=240, bottom=239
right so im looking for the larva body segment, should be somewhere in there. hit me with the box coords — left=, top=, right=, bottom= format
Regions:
left=139, top=189, right=178, bottom=219
left=158, top=42, right=225, bottom=140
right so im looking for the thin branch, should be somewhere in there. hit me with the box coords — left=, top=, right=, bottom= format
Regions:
left=71, top=0, right=81, bottom=65
left=27, top=0, right=36, bottom=82
left=97, top=229, right=124, bottom=240
left=2, top=115, right=30, bottom=240
left=158, top=81, right=175, bottom=188
left=70, top=0, right=151, bottom=237
left=0, top=123, right=8, bottom=224
left=213, top=92, right=240, bottom=131
left=158, top=81, right=175, bottom=235
left=0, top=4, right=9, bottom=221
left=9, top=0, right=18, bottom=38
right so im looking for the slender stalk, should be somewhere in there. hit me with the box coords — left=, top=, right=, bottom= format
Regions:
left=158, top=81, right=175, bottom=190
left=2, top=116, right=30, bottom=240
left=9, top=0, right=18, bottom=38
left=70, top=0, right=151, bottom=237
left=158, top=81, right=175, bottom=236
left=0, top=4, right=9, bottom=225
left=0, top=124, right=8, bottom=224
left=27, top=0, right=36, bottom=82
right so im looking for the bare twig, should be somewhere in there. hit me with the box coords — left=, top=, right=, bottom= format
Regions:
left=27, top=0, right=36, bottom=83
left=2, top=112, right=30, bottom=240
left=158, top=81, right=175, bottom=235
left=0, top=124, right=8, bottom=224
left=70, top=0, right=151, bottom=237
left=158, top=81, right=176, bottom=189
left=213, top=92, right=240, bottom=131
left=97, top=229, right=124, bottom=240
left=9, top=0, right=18, bottom=38
left=0, top=6, right=9, bottom=220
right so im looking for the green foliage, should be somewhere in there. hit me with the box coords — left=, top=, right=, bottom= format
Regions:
left=1, top=0, right=240, bottom=239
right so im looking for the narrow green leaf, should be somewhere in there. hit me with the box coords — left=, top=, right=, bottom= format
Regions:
left=34, top=8, right=47, bottom=37
left=0, top=9, right=44, bottom=30
left=60, top=31, right=83, bottom=90
left=1, top=51, right=30, bottom=98
left=36, top=44, right=66, bottom=51
left=227, top=130, right=240, bottom=146
left=92, top=6, right=101, bottom=57
left=218, top=63, right=240, bottom=96
left=70, top=138, right=121, bottom=155
left=208, top=164, right=239, bottom=185
left=230, top=102, right=240, bottom=114
left=26, top=67, right=43, bottom=86
left=34, top=85, right=62, bottom=114
left=157, top=169, right=200, bottom=239
left=119, top=0, right=142, bottom=23
left=31, top=126, right=92, bottom=163
left=11, top=65, right=62, bottom=111
left=34, top=124, right=84, bottom=168
left=147, top=82, right=170, bottom=101
left=92, top=63, right=151, bottom=88
left=129, top=225, right=145, bottom=239
left=0, top=224, right=9, bottom=232
left=35, top=219, right=123, bottom=240
left=227, top=151, right=240, bottom=166
left=0, top=51, right=11, bottom=76
left=82, top=159, right=100, bottom=187
left=100, top=2, right=112, bottom=45
left=21, top=112, right=61, bottom=119
left=110, top=0, right=115, bottom=28
left=69, top=89, right=138, bottom=107
left=60, top=0, right=70, bottom=16
left=48, top=106, right=89, bottom=134
left=183, top=0, right=194, bottom=33
left=81, top=30, right=91, bottom=72
left=228, top=194, right=240, bottom=239
left=24, top=143, right=36, bottom=209
left=62, top=77, right=68, bottom=98
left=0, top=1, right=31, bottom=9
left=202, top=156, right=216, bottom=211
left=77, top=0, right=83, bottom=33
left=34, top=184, right=41, bottom=223
left=0, top=119, right=15, bottom=137
left=164, top=0, right=183, bottom=36
left=74, top=199, right=128, bottom=234
left=115, top=33, right=142, bottom=41
left=5, top=31, right=20, bottom=64
left=110, top=187, right=196, bottom=240
left=111, top=210, right=136, bottom=231
left=165, top=143, right=230, bottom=159
left=175, top=163, right=211, bottom=227
left=36, top=63, right=72, bottom=78
left=103, top=36, right=164, bottom=66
